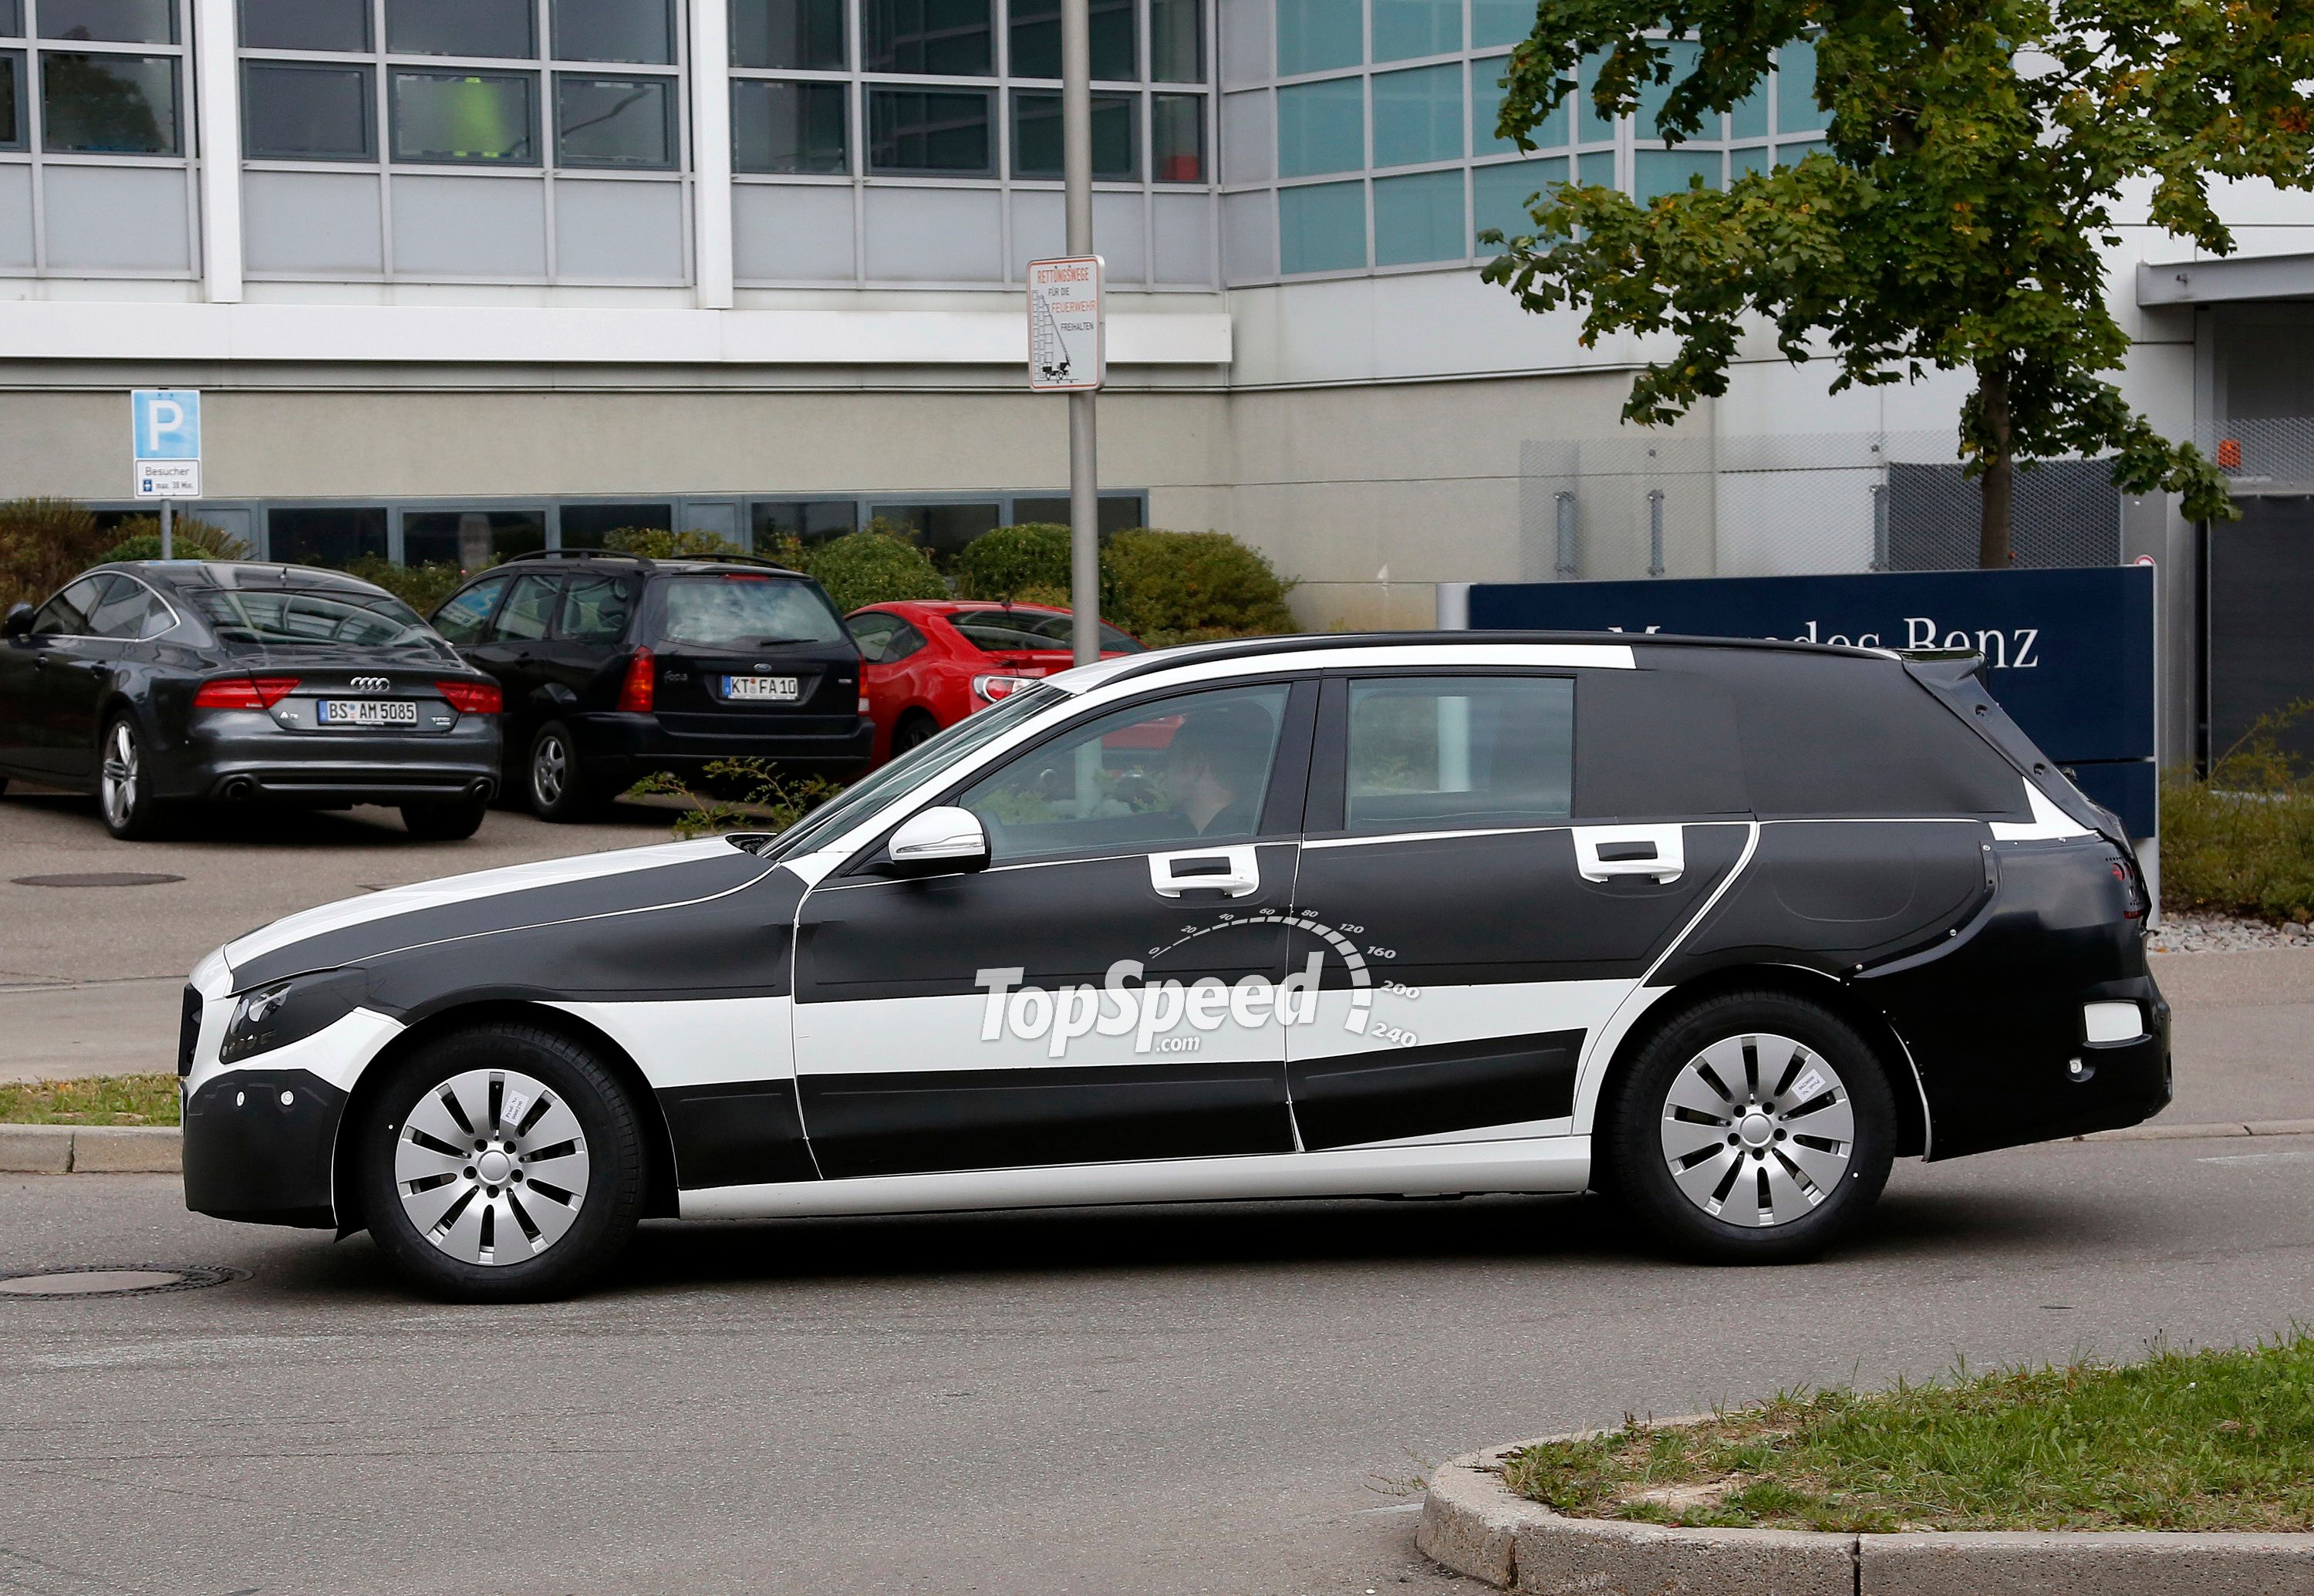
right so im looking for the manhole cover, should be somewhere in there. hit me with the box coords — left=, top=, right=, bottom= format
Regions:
left=0, top=1265, right=247, bottom=1298
left=12, top=872, right=185, bottom=889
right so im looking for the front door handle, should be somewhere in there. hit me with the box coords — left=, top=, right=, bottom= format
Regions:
left=1150, top=844, right=1262, bottom=898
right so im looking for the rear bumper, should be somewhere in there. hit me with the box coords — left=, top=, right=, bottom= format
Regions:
left=570, top=711, right=875, bottom=780
left=161, top=711, right=501, bottom=805
left=181, top=1068, right=345, bottom=1229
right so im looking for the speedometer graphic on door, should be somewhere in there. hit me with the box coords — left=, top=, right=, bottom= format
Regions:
left=1146, top=906, right=1419, bottom=1044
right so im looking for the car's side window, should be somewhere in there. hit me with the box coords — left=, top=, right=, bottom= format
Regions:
left=845, top=612, right=898, bottom=660
left=558, top=574, right=632, bottom=644
left=31, top=577, right=106, bottom=636
left=433, top=577, right=509, bottom=646
left=956, top=681, right=1294, bottom=865
left=1342, top=675, right=1574, bottom=834
left=86, top=577, right=167, bottom=641
left=490, top=575, right=560, bottom=644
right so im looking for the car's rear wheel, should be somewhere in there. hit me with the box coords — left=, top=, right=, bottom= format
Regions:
left=400, top=795, right=487, bottom=841
left=893, top=710, right=940, bottom=754
left=97, top=714, right=170, bottom=840
left=357, top=1021, right=645, bottom=1301
left=1600, top=990, right=1895, bottom=1264
left=527, top=720, right=604, bottom=822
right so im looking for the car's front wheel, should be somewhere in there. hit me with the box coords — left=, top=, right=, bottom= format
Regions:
left=357, top=1021, right=646, bottom=1301
left=97, top=714, right=170, bottom=840
left=1600, top=990, right=1895, bottom=1264
left=526, top=720, right=603, bottom=822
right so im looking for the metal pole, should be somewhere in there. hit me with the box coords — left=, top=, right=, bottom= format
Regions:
left=1062, top=0, right=1099, bottom=667
left=160, top=499, right=173, bottom=560
left=1647, top=488, right=1665, bottom=577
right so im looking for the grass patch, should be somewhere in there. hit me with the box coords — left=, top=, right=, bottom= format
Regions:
left=1502, top=1336, right=2314, bottom=1533
left=2161, top=705, right=2314, bottom=925
left=0, top=1073, right=181, bottom=1126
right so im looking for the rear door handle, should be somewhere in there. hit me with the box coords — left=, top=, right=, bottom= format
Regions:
left=1573, top=824, right=1685, bottom=882
left=1150, top=844, right=1262, bottom=898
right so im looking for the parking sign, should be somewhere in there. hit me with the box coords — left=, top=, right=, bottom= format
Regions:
left=131, top=389, right=201, bottom=498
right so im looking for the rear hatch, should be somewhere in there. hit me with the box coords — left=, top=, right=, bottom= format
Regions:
left=644, top=572, right=860, bottom=734
left=194, top=586, right=487, bottom=736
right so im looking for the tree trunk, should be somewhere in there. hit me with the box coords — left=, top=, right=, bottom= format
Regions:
left=1976, top=359, right=2015, bottom=569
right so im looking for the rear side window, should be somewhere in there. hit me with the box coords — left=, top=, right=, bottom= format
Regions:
left=1344, top=675, right=1573, bottom=833
left=32, top=576, right=104, bottom=636
left=86, top=576, right=171, bottom=640
left=951, top=609, right=1144, bottom=654
left=491, top=575, right=560, bottom=643
left=847, top=611, right=924, bottom=663
left=658, top=574, right=845, bottom=650
left=558, top=573, right=632, bottom=643
left=433, top=577, right=508, bottom=645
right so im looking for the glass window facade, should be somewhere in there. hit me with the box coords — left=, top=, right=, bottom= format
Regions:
left=555, top=72, right=674, bottom=167
left=1370, top=60, right=1456, bottom=167
left=1013, top=89, right=1136, bottom=178
left=734, top=76, right=846, bottom=171
left=42, top=49, right=176, bottom=151
left=40, top=0, right=173, bottom=42
left=385, top=0, right=532, bottom=59
left=241, top=0, right=367, bottom=51
left=553, top=0, right=673, bottom=65
left=243, top=59, right=373, bottom=159
left=732, top=0, right=845, bottom=69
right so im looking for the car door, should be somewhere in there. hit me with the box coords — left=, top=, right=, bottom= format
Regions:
left=465, top=572, right=561, bottom=734
left=15, top=575, right=117, bottom=782
left=1283, top=670, right=1751, bottom=1151
left=791, top=677, right=1318, bottom=1181
left=540, top=569, right=633, bottom=705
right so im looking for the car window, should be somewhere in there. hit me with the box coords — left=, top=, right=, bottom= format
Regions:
left=433, top=576, right=509, bottom=646
left=31, top=576, right=107, bottom=636
left=86, top=575, right=170, bottom=640
left=194, top=587, right=437, bottom=649
left=846, top=612, right=924, bottom=663
left=958, top=682, right=1293, bottom=863
left=950, top=609, right=1143, bottom=654
left=659, top=574, right=845, bottom=650
left=491, top=574, right=560, bottom=643
left=1344, top=676, right=1574, bottom=834
left=558, top=573, right=632, bottom=644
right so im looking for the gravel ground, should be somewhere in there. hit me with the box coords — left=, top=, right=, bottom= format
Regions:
left=2150, top=910, right=2314, bottom=953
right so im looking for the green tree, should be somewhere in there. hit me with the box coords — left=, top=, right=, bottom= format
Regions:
left=1483, top=0, right=2313, bottom=565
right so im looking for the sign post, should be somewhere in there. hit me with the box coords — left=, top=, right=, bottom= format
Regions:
left=130, top=389, right=202, bottom=558
left=1044, top=0, right=1102, bottom=668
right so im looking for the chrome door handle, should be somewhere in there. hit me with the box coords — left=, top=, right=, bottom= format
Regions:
left=1150, top=844, right=1261, bottom=898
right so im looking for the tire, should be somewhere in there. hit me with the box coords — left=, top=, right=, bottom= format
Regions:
left=525, top=720, right=604, bottom=822
left=400, top=796, right=488, bottom=841
left=96, top=714, right=170, bottom=841
left=893, top=711, right=940, bottom=755
left=1598, top=990, right=1896, bottom=1265
left=356, top=1021, right=646, bottom=1301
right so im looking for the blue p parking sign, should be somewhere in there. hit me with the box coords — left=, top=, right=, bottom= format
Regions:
left=130, top=389, right=201, bottom=498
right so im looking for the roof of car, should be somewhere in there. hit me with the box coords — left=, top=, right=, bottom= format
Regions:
left=855, top=599, right=1067, bottom=617
left=115, top=560, right=391, bottom=595
left=495, top=549, right=806, bottom=578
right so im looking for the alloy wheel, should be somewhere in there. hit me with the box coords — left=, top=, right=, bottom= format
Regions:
left=392, top=1068, right=591, bottom=1267
left=531, top=735, right=568, bottom=808
left=100, top=722, right=138, bottom=830
left=1657, top=1032, right=1856, bottom=1228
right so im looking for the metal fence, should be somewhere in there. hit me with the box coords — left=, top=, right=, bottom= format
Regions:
left=1517, top=429, right=2125, bottom=582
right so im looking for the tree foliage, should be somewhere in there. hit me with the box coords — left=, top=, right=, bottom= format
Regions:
left=1482, top=0, right=2314, bottom=562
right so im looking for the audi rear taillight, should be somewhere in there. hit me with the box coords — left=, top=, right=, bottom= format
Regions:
left=436, top=678, right=502, bottom=716
left=618, top=646, right=656, bottom=714
left=194, top=676, right=300, bottom=710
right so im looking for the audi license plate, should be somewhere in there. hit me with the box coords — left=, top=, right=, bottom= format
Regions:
left=316, top=699, right=418, bottom=727
left=722, top=675, right=801, bottom=703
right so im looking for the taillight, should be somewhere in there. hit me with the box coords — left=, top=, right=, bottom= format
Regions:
left=436, top=678, right=501, bottom=716
left=194, top=675, right=299, bottom=710
left=972, top=673, right=1039, bottom=703
left=618, top=646, right=656, bottom=714
left=2110, top=859, right=2147, bottom=920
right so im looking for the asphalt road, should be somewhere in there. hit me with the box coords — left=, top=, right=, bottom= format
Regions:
left=7, top=1135, right=2314, bottom=1595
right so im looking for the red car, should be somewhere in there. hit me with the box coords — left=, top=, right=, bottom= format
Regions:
left=845, top=599, right=1146, bottom=764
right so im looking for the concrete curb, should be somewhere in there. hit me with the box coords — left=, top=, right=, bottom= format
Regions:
left=1418, top=1442, right=2314, bottom=1593
left=0, top=1124, right=180, bottom=1174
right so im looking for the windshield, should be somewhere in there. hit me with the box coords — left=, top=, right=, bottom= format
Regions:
left=194, top=587, right=439, bottom=650
left=659, top=574, right=845, bottom=650
left=757, top=683, right=1068, bottom=862
left=950, top=609, right=1144, bottom=654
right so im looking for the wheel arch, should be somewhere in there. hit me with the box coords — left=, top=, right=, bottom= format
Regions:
left=1591, top=963, right=1930, bottom=1161
left=332, top=997, right=681, bottom=1232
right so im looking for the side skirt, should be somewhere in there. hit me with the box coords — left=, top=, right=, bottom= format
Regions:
left=676, top=1133, right=1590, bottom=1220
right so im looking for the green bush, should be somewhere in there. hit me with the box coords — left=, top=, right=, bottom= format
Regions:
left=346, top=555, right=481, bottom=616
left=0, top=498, right=109, bottom=610
left=2161, top=707, right=2314, bottom=924
left=602, top=526, right=745, bottom=559
left=956, top=522, right=1072, bottom=600
left=99, top=514, right=251, bottom=565
left=1101, top=528, right=1298, bottom=647
left=801, top=521, right=948, bottom=613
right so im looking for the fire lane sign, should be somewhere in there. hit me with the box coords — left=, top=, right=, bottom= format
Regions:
left=131, top=388, right=201, bottom=498
left=1027, top=255, right=1104, bottom=392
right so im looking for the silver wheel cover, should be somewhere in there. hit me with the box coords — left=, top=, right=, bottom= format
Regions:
left=1658, top=1032, right=1856, bottom=1228
left=100, top=722, right=137, bottom=829
left=393, top=1068, right=590, bottom=1267
left=532, top=735, right=567, bottom=807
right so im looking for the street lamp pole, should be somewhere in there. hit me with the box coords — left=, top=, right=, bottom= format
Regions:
left=1061, top=0, right=1100, bottom=667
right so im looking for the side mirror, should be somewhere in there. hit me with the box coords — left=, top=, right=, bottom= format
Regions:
left=2, top=604, right=32, bottom=639
left=884, top=805, right=990, bottom=876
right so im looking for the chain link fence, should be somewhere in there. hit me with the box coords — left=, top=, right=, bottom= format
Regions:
left=1517, top=430, right=2124, bottom=581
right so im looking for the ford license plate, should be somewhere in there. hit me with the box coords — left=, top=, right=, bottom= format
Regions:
left=316, top=699, right=418, bottom=727
left=722, top=675, right=801, bottom=703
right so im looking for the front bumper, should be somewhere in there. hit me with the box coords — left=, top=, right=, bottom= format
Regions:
left=160, top=710, right=501, bottom=805
left=570, top=710, right=875, bottom=781
left=181, top=1068, right=346, bottom=1229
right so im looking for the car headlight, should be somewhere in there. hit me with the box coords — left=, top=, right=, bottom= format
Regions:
left=218, top=969, right=366, bottom=1065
